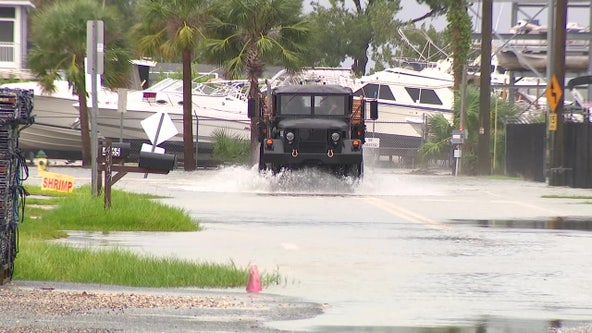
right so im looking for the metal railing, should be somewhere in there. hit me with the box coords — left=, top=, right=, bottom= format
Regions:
left=0, top=42, right=14, bottom=63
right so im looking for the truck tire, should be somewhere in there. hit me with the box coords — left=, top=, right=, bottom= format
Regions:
left=258, top=144, right=281, bottom=174
left=344, top=162, right=363, bottom=178
left=258, top=143, right=266, bottom=171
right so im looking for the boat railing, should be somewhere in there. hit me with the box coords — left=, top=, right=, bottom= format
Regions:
left=192, top=80, right=250, bottom=100
left=396, top=27, right=451, bottom=63
left=268, top=67, right=357, bottom=89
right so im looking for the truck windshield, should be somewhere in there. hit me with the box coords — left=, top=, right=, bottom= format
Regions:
left=278, top=95, right=311, bottom=115
left=314, top=96, right=345, bottom=116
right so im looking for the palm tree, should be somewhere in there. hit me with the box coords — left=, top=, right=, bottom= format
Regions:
left=419, top=113, right=453, bottom=168
left=131, top=0, right=211, bottom=171
left=27, top=0, right=131, bottom=166
left=203, top=0, right=309, bottom=163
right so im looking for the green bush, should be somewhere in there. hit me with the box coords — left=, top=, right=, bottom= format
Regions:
left=212, top=129, right=250, bottom=165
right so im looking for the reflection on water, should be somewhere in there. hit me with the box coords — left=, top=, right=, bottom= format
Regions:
left=308, top=318, right=591, bottom=333
left=294, top=317, right=590, bottom=332
left=452, top=217, right=592, bottom=232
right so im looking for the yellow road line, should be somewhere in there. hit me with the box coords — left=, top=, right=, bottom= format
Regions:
left=362, top=197, right=447, bottom=230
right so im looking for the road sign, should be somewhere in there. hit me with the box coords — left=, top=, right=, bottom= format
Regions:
left=546, top=74, right=562, bottom=113
left=141, top=112, right=178, bottom=146
left=451, top=129, right=465, bottom=144
left=549, top=113, right=558, bottom=131
left=117, top=88, right=127, bottom=113
left=86, top=20, right=104, bottom=75
left=365, top=137, right=380, bottom=148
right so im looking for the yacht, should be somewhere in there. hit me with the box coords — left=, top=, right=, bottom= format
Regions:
left=353, top=66, right=454, bottom=138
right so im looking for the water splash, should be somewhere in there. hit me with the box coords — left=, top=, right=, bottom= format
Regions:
left=172, top=164, right=446, bottom=197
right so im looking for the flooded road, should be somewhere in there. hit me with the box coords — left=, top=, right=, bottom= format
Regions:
left=28, top=164, right=592, bottom=332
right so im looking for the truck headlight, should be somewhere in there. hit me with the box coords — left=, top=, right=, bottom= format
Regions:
left=285, top=131, right=295, bottom=142
left=331, top=132, right=341, bottom=142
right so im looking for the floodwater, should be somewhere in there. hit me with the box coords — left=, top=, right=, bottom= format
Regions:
left=32, top=163, right=592, bottom=333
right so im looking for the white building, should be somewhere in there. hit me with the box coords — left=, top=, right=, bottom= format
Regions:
left=0, top=0, right=34, bottom=79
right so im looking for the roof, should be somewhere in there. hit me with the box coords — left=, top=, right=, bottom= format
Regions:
left=0, top=1, right=35, bottom=7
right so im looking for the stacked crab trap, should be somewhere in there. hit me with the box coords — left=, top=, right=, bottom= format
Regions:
left=0, top=87, right=34, bottom=284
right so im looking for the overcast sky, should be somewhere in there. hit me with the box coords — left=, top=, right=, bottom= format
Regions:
left=305, top=1, right=592, bottom=33
left=304, top=1, right=592, bottom=69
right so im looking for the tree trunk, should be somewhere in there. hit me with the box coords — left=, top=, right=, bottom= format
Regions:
left=351, top=52, right=369, bottom=77
left=246, top=47, right=262, bottom=166
left=182, top=50, right=196, bottom=171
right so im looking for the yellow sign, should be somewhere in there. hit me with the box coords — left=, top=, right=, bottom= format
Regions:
left=40, top=171, right=75, bottom=192
left=549, top=113, right=558, bottom=131
left=546, top=74, right=562, bottom=112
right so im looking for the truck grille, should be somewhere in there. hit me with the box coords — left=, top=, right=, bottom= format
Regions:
left=297, top=129, right=327, bottom=153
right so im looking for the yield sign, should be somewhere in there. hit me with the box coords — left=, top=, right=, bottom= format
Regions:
left=141, top=112, right=178, bottom=146
left=546, top=74, right=562, bottom=113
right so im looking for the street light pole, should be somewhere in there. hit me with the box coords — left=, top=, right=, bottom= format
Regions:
left=478, top=0, right=492, bottom=175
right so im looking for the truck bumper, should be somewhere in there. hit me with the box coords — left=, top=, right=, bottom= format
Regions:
left=261, top=140, right=363, bottom=165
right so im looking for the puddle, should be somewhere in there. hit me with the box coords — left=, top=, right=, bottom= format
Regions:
left=450, top=217, right=592, bottom=232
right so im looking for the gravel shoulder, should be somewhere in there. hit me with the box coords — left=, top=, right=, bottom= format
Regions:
left=0, top=280, right=324, bottom=333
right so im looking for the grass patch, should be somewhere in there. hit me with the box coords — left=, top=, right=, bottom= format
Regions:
left=34, top=185, right=199, bottom=232
left=15, top=242, right=253, bottom=288
left=212, top=129, right=250, bottom=165
left=543, top=194, right=592, bottom=204
left=15, top=185, right=282, bottom=288
left=543, top=195, right=592, bottom=200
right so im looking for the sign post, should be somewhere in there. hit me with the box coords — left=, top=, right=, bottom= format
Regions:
left=87, top=20, right=104, bottom=196
left=117, top=88, right=127, bottom=142
left=451, top=129, right=465, bottom=176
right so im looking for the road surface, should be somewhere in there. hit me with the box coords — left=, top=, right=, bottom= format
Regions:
left=12, top=163, right=592, bottom=332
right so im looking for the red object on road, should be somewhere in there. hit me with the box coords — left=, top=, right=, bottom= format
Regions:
left=246, top=264, right=262, bottom=293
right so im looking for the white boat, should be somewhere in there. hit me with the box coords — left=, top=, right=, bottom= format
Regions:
left=352, top=67, right=455, bottom=139
left=0, top=80, right=107, bottom=159
left=87, top=80, right=251, bottom=149
left=497, top=20, right=590, bottom=72
left=497, top=49, right=590, bottom=72
left=0, top=60, right=155, bottom=159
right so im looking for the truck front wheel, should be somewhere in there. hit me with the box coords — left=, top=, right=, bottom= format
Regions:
left=347, top=162, right=363, bottom=178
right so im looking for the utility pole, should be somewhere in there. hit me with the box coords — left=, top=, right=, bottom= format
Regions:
left=549, top=0, right=568, bottom=186
left=478, top=0, right=492, bottom=175
left=87, top=20, right=104, bottom=197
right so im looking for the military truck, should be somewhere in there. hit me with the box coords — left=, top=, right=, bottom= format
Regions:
left=252, top=84, right=377, bottom=178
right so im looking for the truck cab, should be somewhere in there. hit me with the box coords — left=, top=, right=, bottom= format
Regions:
left=257, top=84, right=377, bottom=178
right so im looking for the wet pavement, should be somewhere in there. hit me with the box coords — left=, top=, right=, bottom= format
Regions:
left=21, top=163, right=592, bottom=332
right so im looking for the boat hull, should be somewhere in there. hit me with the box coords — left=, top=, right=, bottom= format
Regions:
left=95, top=107, right=251, bottom=146
left=1, top=81, right=88, bottom=159
left=498, top=50, right=589, bottom=72
left=18, top=95, right=83, bottom=159
left=18, top=123, right=83, bottom=160
left=367, top=101, right=453, bottom=139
